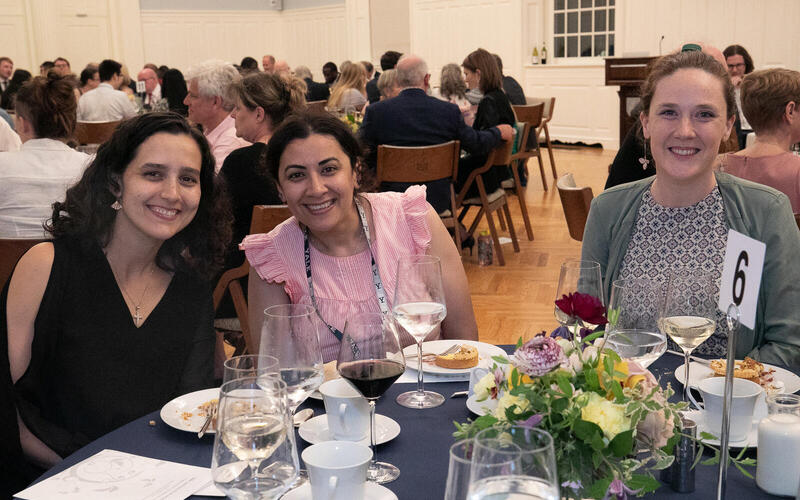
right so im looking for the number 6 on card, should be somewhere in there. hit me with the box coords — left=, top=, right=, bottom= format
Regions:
left=718, top=229, right=765, bottom=330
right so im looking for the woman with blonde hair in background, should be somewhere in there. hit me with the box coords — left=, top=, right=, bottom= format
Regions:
left=327, top=62, right=367, bottom=112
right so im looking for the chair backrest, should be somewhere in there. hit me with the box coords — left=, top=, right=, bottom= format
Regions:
left=0, top=238, right=45, bottom=287
left=250, top=205, right=293, bottom=234
left=376, top=140, right=460, bottom=184
left=512, top=103, right=545, bottom=128
left=525, top=97, right=555, bottom=123
left=795, top=213, right=800, bottom=231
left=556, top=173, right=593, bottom=241
left=306, top=100, right=328, bottom=113
left=75, top=121, right=120, bottom=145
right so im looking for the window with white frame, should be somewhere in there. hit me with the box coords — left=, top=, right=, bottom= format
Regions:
left=553, top=0, right=615, bottom=59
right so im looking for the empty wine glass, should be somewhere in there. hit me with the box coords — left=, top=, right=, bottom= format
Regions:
left=554, top=260, right=605, bottom=330
left=337, top=312, right=406, bottom=483
left=657, top=270, right=717, bottom=401
left=223, top=354, right=280, bottom=384
left=212, top=376, right=298, bottom=499
left=603, top=278, right=667, bottom=368
left=393, top=255, right=448, bottom=409
left=468, top=426, right=559, bottom=500
left=259, top=304, right=324, bottom=414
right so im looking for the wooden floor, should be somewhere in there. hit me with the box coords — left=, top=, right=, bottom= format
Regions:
left=461, top=146, right=615, bottom=346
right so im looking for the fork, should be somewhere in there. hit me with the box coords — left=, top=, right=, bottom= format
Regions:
left=197, top=402, right=218, bottom=438
left=406, top=344, right=462, bottom=359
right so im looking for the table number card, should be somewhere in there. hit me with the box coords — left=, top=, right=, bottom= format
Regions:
left=717, top=229, right=765, bottom=329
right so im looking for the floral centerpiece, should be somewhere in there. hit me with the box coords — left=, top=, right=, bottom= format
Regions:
left=339, top=110, right=362, bottom=134
left=455, top=292, right=686, bottom=499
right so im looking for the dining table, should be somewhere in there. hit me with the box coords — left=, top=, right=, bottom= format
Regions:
left=33, top=347, right=783, bottom=499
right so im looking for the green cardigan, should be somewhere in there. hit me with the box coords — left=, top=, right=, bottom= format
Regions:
left=581, top=172, right=800, bottom=369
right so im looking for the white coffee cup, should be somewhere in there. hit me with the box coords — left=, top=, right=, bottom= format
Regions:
left=319, top=378, right=370, bottom=441
left=302, top=441, right=372, bottom=500
left=689, top=377, right=763, bottom=442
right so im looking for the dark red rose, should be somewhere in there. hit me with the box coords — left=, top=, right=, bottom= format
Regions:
left=555, top=292, right=608, bottom=326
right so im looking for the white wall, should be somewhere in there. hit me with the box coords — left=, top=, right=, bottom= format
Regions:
left=3, top=0, right=797, bottom=148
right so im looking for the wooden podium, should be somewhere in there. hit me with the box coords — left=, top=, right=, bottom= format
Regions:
left=605, top=57, right=656, bottom=144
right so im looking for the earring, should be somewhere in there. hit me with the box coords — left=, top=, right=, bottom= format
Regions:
left=639, top=140, right=650, bottom=170
left=111, top=200, right=122, bottom=210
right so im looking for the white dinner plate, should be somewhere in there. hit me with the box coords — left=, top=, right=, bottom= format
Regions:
left=402, top=340, right=507, bottom=375
left=298, top=414, right=400, bottom=446
left=160, top=387, right=220, bottom=434
left=308, top=390, right=322, bottom=400
left=673, top=361, right=800, bottom=393
left=466, top=394, right=498, bottom=416
left=281, top=482, right=398, bottom=500
left=682, top=410, right=758, bottom=448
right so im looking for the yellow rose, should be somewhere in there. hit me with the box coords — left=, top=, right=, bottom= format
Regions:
left=493, top=393, right=530, bottom=419
left=581, top=392, right=631, bottom=440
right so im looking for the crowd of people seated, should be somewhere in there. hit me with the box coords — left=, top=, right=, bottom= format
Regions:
left=1, top=41, right=800, bottom=499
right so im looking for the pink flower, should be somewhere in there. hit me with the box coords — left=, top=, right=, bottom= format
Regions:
left=555, top=292, right=608, bottom=326
left=603, top=479, right=640, bottom=500
left=512, top=337, right=567, bottom=377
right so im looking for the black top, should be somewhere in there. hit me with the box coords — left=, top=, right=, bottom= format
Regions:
left=604, top=119, right=655, bottom=190
left=502, top=75, right=526, bottom=105
left=366, top=75, right=381, bottom=104
left=457, top=88, right=516, bottom=196
left=304, top=77, right=330, bottom=103
left=219, top=143, right=281, bottom=270
left=4, top=237, right=215, bottom=458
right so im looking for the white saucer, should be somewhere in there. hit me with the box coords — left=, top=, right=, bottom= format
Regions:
left=281, top=482, right=398, bottom=500
left=298, top=414, right=400, bottom=446
left=683, top=410, right=758, bottom=448
left=466, top=394, right=498, bottom=416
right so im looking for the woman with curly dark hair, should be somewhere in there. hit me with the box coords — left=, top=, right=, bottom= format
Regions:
left=3, top=112, right=230, bottom=469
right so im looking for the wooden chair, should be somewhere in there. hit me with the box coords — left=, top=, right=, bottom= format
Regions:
left=212, top=205, right=292, bottom=355
left=509, top=102, right=546, bottom=241
left=74, top=121, right=120, bottom=145
left=306, top=100, right=328, bottom=113
left=526, top=97, right=558, bottom=180
left=795, top=213, right=800, bottom=231
left=0, top=238, right=46, bottom=288
left=376, top=141, right=461, bottom=248
left=457, top=140, right=519, bottom=265
left=556, top=173, right=593, bottom=242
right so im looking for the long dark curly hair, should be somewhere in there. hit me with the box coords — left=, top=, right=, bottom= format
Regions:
left=46, top=112, right=232, bottom=280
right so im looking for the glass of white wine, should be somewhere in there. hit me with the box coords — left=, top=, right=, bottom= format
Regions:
left=657, top=271, right=717, bottom=401
left=604, top=278, right=667, bottom=368
left=394, top=255, right=448, bottom=409
left=554, top=260, right=604, bottom=330
left=468, top=426, right=559, bottom=500
left=212, top=376, right=297, bottom=500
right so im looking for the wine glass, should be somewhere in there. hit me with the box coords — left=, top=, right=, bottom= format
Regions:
left=259, top=304, right=324, bottom=415
left=603, top=278, right=667, bottom=368
left=212, top=376, right=298, bottom=499
left=337, top=312, right=406, bottom=484
left=554, top=260, right=604, bottom=330
left=657, top=270, right=717, bottom=401
left=223, top=354, right=280, bottom=384
left=467, top=426, right=559, bottom=500
left=393, top=255, right=448, bottom=409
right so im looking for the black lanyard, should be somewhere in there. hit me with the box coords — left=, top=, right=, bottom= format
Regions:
left=303, top=198, right=389, bottom=347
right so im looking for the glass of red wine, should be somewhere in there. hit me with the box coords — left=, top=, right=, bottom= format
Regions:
left=337, top=312, right=406, bottom=484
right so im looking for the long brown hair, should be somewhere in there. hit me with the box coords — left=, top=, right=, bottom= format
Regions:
left=462, top=48, right=502, bottom=94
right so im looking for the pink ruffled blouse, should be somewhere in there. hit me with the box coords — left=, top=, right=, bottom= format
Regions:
left=241, top=186, right=433, bottom=362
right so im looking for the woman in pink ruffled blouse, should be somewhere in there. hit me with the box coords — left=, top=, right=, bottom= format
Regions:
left=242, top=112, right=478, bottom=361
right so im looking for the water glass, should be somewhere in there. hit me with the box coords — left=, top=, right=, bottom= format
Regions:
left=468, top=426, right=559, bottom=500
left=223, top=354, right=279, bottom=384
left=604, top=278, right=667, bottom=368
left=211, top=376, right=298, bottom=500
left=445, top=439, right=474, bottom=500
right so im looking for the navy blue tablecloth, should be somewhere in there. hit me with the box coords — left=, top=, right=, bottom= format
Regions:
left=36, top=348, right=779, bottom=499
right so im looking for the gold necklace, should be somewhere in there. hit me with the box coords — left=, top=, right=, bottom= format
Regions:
left=109, top=261, right=157, bottom=327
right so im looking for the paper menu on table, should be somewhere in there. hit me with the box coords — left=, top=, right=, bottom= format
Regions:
left=15, top=449, right=215, bottom=500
